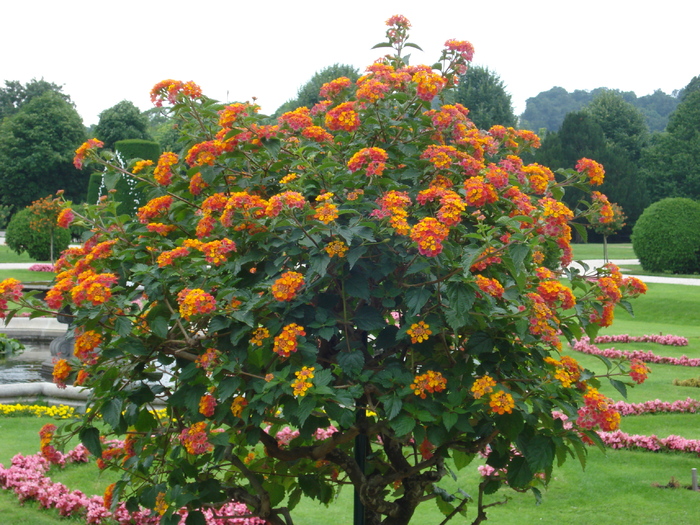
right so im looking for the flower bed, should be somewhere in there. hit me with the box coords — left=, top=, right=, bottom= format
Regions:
left=572, top=336, right=700, bottom=367
left=592, top=334, right=688, bottom=346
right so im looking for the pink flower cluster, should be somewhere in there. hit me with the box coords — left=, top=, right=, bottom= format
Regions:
left=612, top=397, right=700, bottom=416
left=573, top=337, right=700, bottom=367
left=28, top=263, right=56, bottom=272
left=593, top=334, right=688, bottom=346
left=598, top=430, right=700, bottom=454
left=0, top=445, right=265, bottom=524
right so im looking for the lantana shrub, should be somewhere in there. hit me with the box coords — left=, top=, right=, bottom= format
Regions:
left=3, top=16, right=649, bottom=525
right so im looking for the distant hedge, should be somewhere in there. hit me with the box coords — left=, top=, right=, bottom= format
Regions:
left=632, top=198, right=700, bottom=273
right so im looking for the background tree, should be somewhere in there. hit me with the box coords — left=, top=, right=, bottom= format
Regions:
left=0, top=91, right=87, bottom=210
left=144, top=107, right=182, bottom=152
left=641, top=89, right=700, bottom=202
left=584, top=90, right=649, bottom=161
left=452, top=66, right=517, bottom=129
left=273, top=64, right=360, bottom=117
left=93, top=100, right=152, bottom=150
left=0, top=79, right=70, bottom=122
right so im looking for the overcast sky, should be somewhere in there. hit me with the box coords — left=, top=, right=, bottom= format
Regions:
left=3, top=0, right=697, bottom=126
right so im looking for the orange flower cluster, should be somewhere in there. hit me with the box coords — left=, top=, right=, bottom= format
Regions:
left=186, top=141, right=225, bottom=167
left=575, top=157, right=605, bottom=186
left=279, top=107, right=313, bottom=130
left=313, top=200, right=339, bottom=224
left=412, top=69, right=447, bottom=101
left=75, top=330, right=102, bottom=364
left=0, top=278, right=23, bottom=316
left=347, top=147, right=388, bottom=177
left=271, top=271, right=305, bottom=301
left=70, top=271, right=119, bottom=307
left=488, top=391, right=515, bottom=415
left=356, top=77, right=390, bottom=103
left=179, top=422, right=213, bottom=455
left=319, top=77, right=353, bottom=99
left=410, top=217, right=449, bottom=257
left=39, top=423, right=62, bottom=464
left=177, top=288, right=217, bottom=320
left=196, top=348, right=222, bottom=371
left=189, top=172, right=208, bottom=195
left=301, top=125, right=334, bottom=143
left=372, top=190, right=412, bottom=235
left=146, top=222, right=177, bottom=236
left=324, top=240, right=349, bottom=258
left=73, top=138, right=104, bottom=169
left=526, top=292, right=561, bottom=349
left=250, top=327, right=270, bottom=346
left=198, top=393, right=217, bottom=417
left=463, top=176, right=498, bottom=207
left=470, top=246, right=502, bottom=272
left=150, top=79, right=202, bottom=106
left=265, top=191, right=306, bottom=217
left=325, top=102, right=360, bottom=132
left=291, top=366, right=315, bottom=397
left=537, top=278, right=576, bottom=310
left=591, top=191, right=614, bottom=223
left=273, top=323, right=306, bottom=358
left=410, top=370, right=447, bottom=399
left=196, top=238, right=237, bottom=265
left=218, top=102, right=259, bottom=128
left=153, top=152, right=179, bottom=185
left=56, top=208, right=75, bottom=228
left=629, top=359, right=651, bottom=384
left=475, top=275, right=504, bottom=299
left=522, top=163, right=555, bottom=195
left=407, top=321, right=432, bottom=343
left=471, top=375, right=497, bottom=399
left=544, top=356, right=582, bottom=388
left=231, top=395, right=248, bottom=417
left=157, top=246, right=190, bottom=267
left=132, top=159, right=154, bottom=174
left=52, top=358, right=71, bottom=389
left=576, top=386, right=620, bottom=431
left=137, top=195, right=173, bottom=224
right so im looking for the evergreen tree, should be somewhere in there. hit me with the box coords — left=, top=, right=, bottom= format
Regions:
left=94, top=100, right=152, bottom=150
left=453, top=66, right=517, bottom=129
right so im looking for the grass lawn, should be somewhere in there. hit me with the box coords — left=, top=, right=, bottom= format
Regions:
left=2, top=247, right=700, bottom=524
left=0, top=245, right=48, bottom=264
left=570, top=243, right=637, bottom=261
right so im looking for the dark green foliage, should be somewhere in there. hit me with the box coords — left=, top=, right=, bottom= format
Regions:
left=94, top=100, right=152, bottom=150
left=641, top=90, right=700, bottom=203
left=453, top=66, right=517, bottom=130
left=521, top=86, right=679, bottom=133
left=273, top=64, right=360, bottom=117
left=0, top=78, right=70, bottom=122
left=678, top=74, right=700, bottom=101
left=114, top=139, right=161, bottom=215
left=0, top=91, right=87, bottom=208
left=631, top=198, right=700, bottom=273
left=144, top=108, right=182, bottom=152
left=86, top=173, right=104, bottom=205
left=5, top=208, right=71, bottom=262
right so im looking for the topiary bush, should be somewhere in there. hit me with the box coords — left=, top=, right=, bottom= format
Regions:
left=632, top=197, right=700, bottom=273
left=5, top=208, right=70, bottom=262
left=113, top=139, right=161, bottom=215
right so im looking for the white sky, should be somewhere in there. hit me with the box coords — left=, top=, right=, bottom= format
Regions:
left=2, top=0, right=697, bottom=126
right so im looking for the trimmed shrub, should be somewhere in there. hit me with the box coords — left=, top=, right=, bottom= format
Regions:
left=86, top=172, right=104, bottom=205
left=5, top=208, right=71, bottom=262
left=114, top=139, right=161, bottom=215
left=673, top=377, right=700, bottom=388
left=632, top=197, right=700, bottom=273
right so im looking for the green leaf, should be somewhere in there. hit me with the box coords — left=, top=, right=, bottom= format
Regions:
left=618, top=300, right=634, bottom=317
left=382, top=395, right=403, bottom=420
left=442, top=411, right=458, bottom=431
left=406, top=288, right=431, bottom=317
left=390, top=414, right=415, bottom=437
left=261, top=138, right=281, bottom=157
left=150, top=316, right=169, bottom=339
left=347, top=245, right=367, bottom=269
left=185, top=510, right=206, bottom=525
left=102, top=398, right=123, bottom=430
left=346, top=272, right=370, bottom=300
left=404, top=42, right=424, bottom=51
left=80, top=426, right=102, bottom=457
left=435, top=496, right=455, bottom=516
left=609, top=378, right=628, bottom=398
left=452, top=450, right=475, bottom=471
left=506, top=455, right=533, bottom=489
left=519, top=435, right=555, bottom=473
left=337, top=350, right=364, bottom=378
left=371, top=42, right=394, bottom=49
left=354, top=306, right=386, bottom=331
left=465, top=331, right=494, bottom=354
left=115, top=316, right=133, bottom=337
left=209, top=316, right=231, bottom=333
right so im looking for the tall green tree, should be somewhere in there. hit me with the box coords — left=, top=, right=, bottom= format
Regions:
left=273, top=64, right=360, bottom=117
left=641, top=90, right=700, bottom=202
left=585, top=90, right=649, bottom=160
left=453, top=66, right=516, bottom=129
left=94, top=100, right=152, bottom=150
left=0, top=91, right=87, bottom=209
left=0, top=79, right=71, bottom=122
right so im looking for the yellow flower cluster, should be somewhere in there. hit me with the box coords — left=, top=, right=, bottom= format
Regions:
left=0, top=403, right=76, bottom=419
